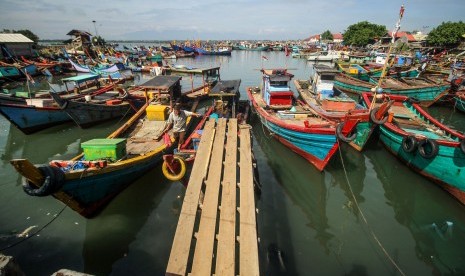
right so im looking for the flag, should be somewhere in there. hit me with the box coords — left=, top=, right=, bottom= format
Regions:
left=284, top=46, right=290, bottom=57
left=399, top=5, right=405, bottom=18
left=262, top=56, right=268, bottom=61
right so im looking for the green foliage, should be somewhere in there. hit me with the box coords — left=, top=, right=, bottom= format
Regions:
left=92, top=36, right=106, bottom=46
left=427, top=21, right=465, bottom=46
left=1, top=29, right=39, bottom=43
left=321, top=30, right=333, bottom=41
left=343, top=21, right=387, bottom=46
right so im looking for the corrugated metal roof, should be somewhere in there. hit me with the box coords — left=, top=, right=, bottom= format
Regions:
left=0, top=33, right=34, bottom=43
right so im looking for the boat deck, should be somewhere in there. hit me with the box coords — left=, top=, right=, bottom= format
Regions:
left=166, top=118, right=260, bottom=276
left=250, top=90, right=332, bottom=127
left=126, top=119, right=167, bottom=155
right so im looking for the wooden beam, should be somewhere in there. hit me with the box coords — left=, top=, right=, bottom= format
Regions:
left=215, top=119, right=238, bottom=276
left=166, top=120, right=216, bottom=276
left=239, top=127, right=259, bottom=276
left=190, top=118, right=227, bottom=275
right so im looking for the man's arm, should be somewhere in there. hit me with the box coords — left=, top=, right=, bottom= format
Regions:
left=156, top=122, right=173, bottom=141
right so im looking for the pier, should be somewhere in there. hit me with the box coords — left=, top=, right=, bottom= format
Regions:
left=166, top=118, right=259, bottom=276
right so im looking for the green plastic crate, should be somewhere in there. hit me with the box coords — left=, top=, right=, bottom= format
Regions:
left=81, top=138, right=127, bottom=161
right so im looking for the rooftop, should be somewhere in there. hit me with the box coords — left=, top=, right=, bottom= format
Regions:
left=0, top=33, right=34, bottom=43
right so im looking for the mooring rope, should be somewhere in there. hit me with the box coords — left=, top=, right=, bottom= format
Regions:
left=0, top=204, right=67, bottom=252
left=336, top=140, right=406, bottom=276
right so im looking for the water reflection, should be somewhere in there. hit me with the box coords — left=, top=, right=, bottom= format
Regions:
left=366, top=141, right=465, bottom=275
left=81, top=168, right=176, bottom=275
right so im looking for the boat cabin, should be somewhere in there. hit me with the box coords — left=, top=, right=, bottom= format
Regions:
left=139, top=75, right=182, bottom=102
left=261, top=69, right=294, bottom=107
left=311, top=64, right=340, bottom=99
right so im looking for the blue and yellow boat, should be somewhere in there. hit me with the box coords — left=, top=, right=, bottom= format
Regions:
left=10, top=76, right=195, bottom=217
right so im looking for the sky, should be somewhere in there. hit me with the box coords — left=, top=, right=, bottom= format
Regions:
left=0, top=0, right=464, bottom=41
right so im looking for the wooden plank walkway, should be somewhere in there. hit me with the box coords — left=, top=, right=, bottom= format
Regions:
left=166, top=118, right=259, bottom=276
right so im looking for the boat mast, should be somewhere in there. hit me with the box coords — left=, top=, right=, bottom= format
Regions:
left=370, top=4, right=405, bottom=109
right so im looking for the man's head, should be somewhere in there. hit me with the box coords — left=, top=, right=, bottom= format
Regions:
left=173, top=103, right=181, bottom=114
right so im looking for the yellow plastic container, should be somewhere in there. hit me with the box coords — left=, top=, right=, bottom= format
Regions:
left=349, top=68, right=359, bottom=74
left=146, top=104, right=169, bottom=121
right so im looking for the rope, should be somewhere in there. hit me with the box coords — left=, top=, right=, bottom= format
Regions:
left=0, top=204, right=67, bottom=252
left=336, top=140, right=406, bottom=276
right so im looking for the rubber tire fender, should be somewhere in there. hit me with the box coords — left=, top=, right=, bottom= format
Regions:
left=370, top=106, right=388, bottom=125
left=402, top=135, right=418, bottom=153
left=162, top=156, right=187, bottom=181
left=22, top=165, right=65, bottom=197
left=418, top=138, right=439, bottom=159
left=336, top=122, right=357, bottom=142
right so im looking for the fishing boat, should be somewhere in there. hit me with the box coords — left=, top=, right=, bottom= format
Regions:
left=247, top=68, right=340, bottom=171
left=360, top=92, right=465, bottom=205
left=0, top=76, right=123, bottom=134
left=306, top=51, right=348, bottom=62
left=334, top=73, right=450, bottom=107
left=194, top=46, right=232, bottom=56
left=10, top=76, right=194, bottom=218
left=294, top=64, right=393, bottom=151
left=49, top=86, right=140, bottom=128
left=161, top=79, right=251, bottom=181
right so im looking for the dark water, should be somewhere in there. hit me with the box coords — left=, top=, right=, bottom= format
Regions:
left=1, top=50, right=465, bottom=275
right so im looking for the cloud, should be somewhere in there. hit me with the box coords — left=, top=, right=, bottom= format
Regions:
left=0, top=0, right=463, bottom=40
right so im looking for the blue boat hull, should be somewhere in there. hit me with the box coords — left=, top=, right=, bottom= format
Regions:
left=255, top=110, right=338, bottom=171
left=0, top=104, right=71, bottom=134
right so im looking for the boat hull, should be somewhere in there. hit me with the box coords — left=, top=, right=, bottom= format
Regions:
left=247, top=89, right=338, bottom=171
left=379, top=125, right=465, bottom=204
left=57, top=150, right=169, bottom=217
left=334, top=74, right=449, bottom=107
left=0, top=103, right=71, bottom=134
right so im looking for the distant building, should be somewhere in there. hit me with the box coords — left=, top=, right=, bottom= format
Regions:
left=304, top=34, right=320, bottom=44
left=0, top=33, right=34, bottom=58
left=383, top=31, right=417, bottom=44
left=304, top=33, right=343, bottom=44
left=332, top=33, right=343, bottom=43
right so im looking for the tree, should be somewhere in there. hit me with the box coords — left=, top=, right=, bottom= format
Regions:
left=343, top=21, right=387, bottom=47
left=427, top=21, right=465, bottom=46
left=1, top=29, right=39, bottom=44
left=92, top=36, right=106, bottom=46
left=321, top=30, right=333, bottom=41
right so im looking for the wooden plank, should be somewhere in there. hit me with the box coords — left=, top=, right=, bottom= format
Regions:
left=190, top=118, right=228, bottom=275
left=239, top=127, right=260, bottom=276
left=215, top=119, right=238, bottom=276
left=166, top=120, right=217, bottom=276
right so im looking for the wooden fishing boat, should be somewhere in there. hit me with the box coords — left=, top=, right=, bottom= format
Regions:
left=161, top=79, right=251, bottom=181
left=295, top=64, right=393, bottom=151
left=360, top=92, right=465, bottom=205
left=49, top=87, right=138, bottom=128
left=247, top=68, right=340, bottom=171
left=10, top=76, right=195, bottom=218
left=334, top=73, right=450, bottom=107
left=0, top=77, right=123, bottom=134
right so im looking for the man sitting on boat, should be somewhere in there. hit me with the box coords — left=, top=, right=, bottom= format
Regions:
left=156, top=103, right=201, bottom=151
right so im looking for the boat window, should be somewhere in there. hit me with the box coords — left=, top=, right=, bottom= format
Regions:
left=270, top=81, right=288, bottom=87
left=320, top=74, right=335, bottom=81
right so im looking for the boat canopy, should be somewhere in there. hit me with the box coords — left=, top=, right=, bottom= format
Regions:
left=139, top=76, right=182, bottom=91
left=209, top=79, right=241, bottom=97
left=61, top=74, right=100, bottom=84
